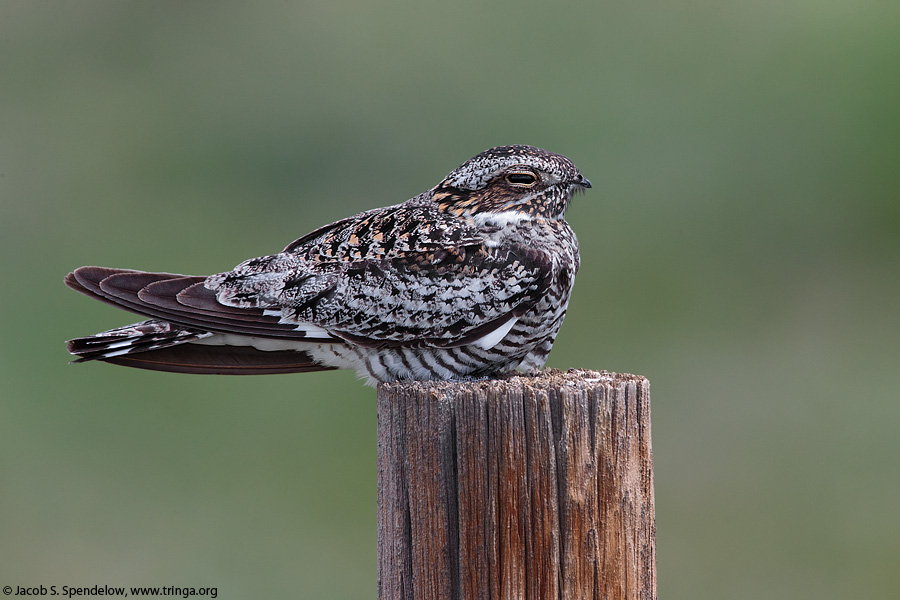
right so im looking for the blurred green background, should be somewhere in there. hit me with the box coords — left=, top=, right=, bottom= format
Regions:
left=2, top=1, right=898, bottom=598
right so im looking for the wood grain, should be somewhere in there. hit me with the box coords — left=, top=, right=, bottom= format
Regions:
left=377, top=369, right=656, bottom=600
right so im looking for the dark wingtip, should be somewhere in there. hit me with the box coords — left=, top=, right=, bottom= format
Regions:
left=65, top=266, right=134, bottom=296
left=64, top=271, right=84, bottom=292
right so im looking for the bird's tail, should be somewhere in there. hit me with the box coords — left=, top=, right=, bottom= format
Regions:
left=67, top=321, right=334, bottom=375
left=67, top=319, right=212, bottom=362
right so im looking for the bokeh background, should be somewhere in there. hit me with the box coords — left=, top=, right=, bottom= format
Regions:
left=2, top=1, right=898, bottom=598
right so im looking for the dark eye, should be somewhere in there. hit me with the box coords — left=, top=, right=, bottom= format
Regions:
left=505, top=171, right=537, bottom=186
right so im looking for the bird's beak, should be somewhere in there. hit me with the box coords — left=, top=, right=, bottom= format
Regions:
left=574, top=175, right=591, bottom=189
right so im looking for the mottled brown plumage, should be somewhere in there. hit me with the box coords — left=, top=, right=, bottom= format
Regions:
left=66, top=145, right=590, bottom=384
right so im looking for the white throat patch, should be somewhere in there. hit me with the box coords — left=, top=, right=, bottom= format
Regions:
left=473, top=210, right=532, bottom=228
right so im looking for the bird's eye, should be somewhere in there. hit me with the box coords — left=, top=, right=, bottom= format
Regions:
left=506, top=172, right=537, bottom=187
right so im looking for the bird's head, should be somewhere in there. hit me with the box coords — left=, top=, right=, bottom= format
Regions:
left=432, top=145, right=591, bottom=221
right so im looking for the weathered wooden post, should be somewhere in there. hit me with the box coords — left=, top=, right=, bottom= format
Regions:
left=377, top=369, right=656, bottom=600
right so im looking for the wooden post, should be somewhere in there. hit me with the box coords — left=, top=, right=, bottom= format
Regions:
left=377, top=369, right=656, bottom=600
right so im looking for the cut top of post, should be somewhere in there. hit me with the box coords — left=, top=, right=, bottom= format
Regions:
left=378, top=368, right=647, bottom=396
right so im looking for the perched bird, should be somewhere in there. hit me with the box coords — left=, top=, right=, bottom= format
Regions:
left=65, top=145, right=590, bottom=385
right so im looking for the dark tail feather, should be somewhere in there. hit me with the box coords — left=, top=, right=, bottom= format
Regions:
left=97, top=344, right=335, bottom=375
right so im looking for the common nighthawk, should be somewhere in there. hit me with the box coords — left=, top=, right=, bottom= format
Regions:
left=65, top=145, right=590, bottom=385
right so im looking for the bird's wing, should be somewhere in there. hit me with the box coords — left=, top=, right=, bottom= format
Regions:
left=207, top=204, right=554, bottom=349
left=67, top=204, right=552, bottom=350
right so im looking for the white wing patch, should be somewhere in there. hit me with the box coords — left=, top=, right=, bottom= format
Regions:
left=262, top=309, right=334, bottom=339
left=193, top=334, right=319, bottom=352
left=472, top=317, right=518, bottom=350
left=291, top=323, right=333, bottom=338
